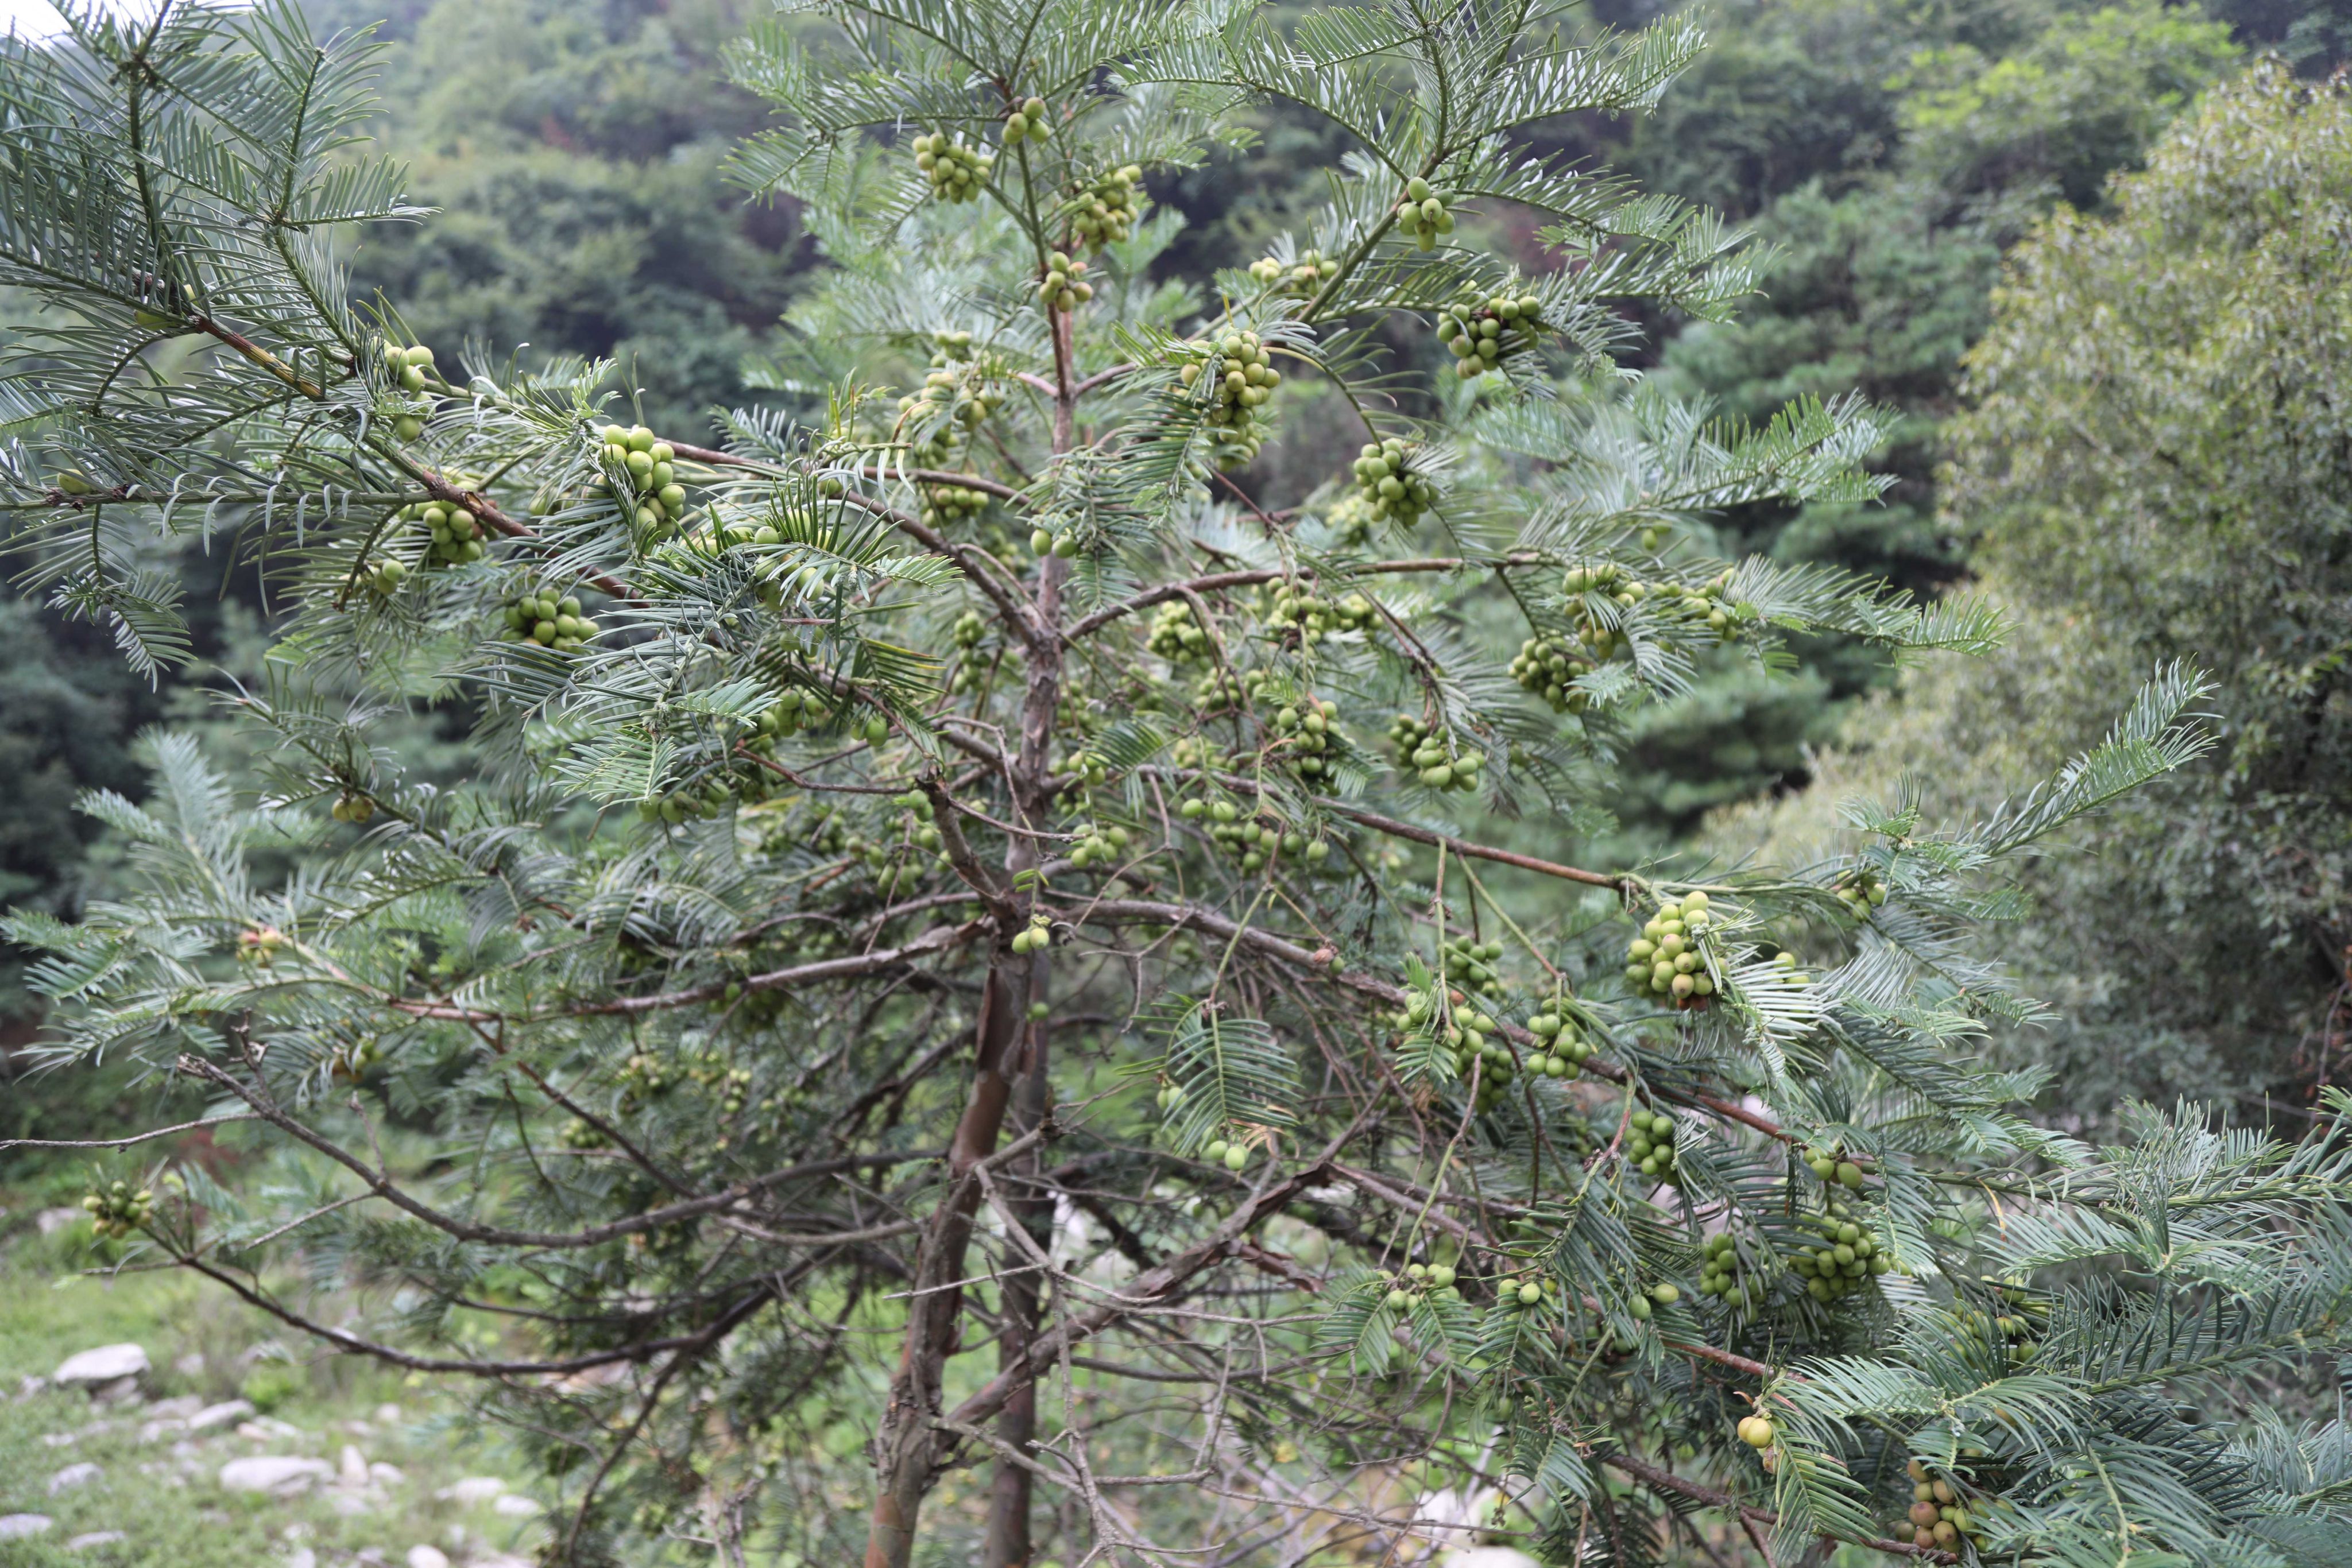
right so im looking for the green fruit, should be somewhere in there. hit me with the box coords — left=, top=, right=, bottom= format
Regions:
left=1223, top=1144, right=1250, bottom=1171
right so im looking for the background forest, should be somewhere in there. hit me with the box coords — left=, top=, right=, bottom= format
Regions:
left=4, top=0, right=2351, bottom=1563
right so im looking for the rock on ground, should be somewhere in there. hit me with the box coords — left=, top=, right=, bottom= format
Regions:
left=66, top=1531, right=127, bottom=1551
left=218, top=1455, right=335, bottom=1495
left=47, top=1462, right=102, bottom=1495
left=405, top=1547, right=451, bottom=1568
left=52, top=1345, right=149, bottom=1389
left=435, top=1477, right=506, bottom=1504
left=0, top=1515, right=54, bottom=1540
left=187, top=1399, right=252, bottom=1431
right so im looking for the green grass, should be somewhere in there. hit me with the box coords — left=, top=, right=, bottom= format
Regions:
left=0, top=1204, right=548, bottom=1568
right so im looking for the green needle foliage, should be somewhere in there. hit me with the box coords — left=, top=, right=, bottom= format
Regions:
left=2, top=3, right=2345, bottom=1566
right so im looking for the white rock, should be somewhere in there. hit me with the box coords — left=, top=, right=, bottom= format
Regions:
left=36, top=1206, right=84, bottom=1234
left=235, top=1416, right=302, bottom=1441
left=338, top=1445, right=370, bottom=1486
left=42, top=1432, right=76, bottom=1447
left=405, top=1547, right=450, bottom=1568
left=472, top=1556, right=536, bottom=1568
left=218, top=1455, right=334, bottom=1495
left=65, top=1531, right=126, bottom=1551
left=436, top=1476, right=506, bottom=1504
left=48, top=1462, right=102, bottom=1494
left=187, top=1399, right=253, bottom=1431
left=372, top=1403, right=403, bottom=1423
left=173, top=1353, right=206, bottom=1379
left=88, top=1377, right=143, bottom=1406
left=369, top=1462, right=406, bottom=1486
left=0, top=1515, right=54, bottom=1539
left=343, top=1419, right=374, bottom=1437
left=328, top=1493, right=373, bottom=1517
left=283, top=1550, right=317, bottom=1568
left=52, top=1345, right=149, bottom=1389
left=148, top=1395, right=202, bottom=1420
left=491, top=1493, right=541, bottom=1516
left=18, top=1375, right=48, bottom=1400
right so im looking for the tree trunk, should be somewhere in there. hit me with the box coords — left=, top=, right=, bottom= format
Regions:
left=860, top=280, right=1077, bottom=1568
left=983, top=962, right=1053, bottom=1568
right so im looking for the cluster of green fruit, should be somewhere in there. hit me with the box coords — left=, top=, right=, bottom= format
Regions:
left=502, top=589, right=599, bottom=652
left=1035, top=249, right=1095, bottom=313
left=999, top=95, right=1053, bottom=145
left=1152, top=1079, right=1185, bottom=1115
left=1028, top=525, right=1084, bottom=560
left=1387, top=715, right=1482, bottom=793
left=1267, top=694, right=1342, bottom=782
left=593, top=424, right=688, bottom=540
left=1804, top=1143, right=1869, bottom=1190
left=1066, top=819, right=1132, bottom=870
left=1736, top=1412, right=1778, bottom=1451
left=361, top=556, right=409, bottom=595
left=390, top=493, right=488, bottom=566
left=83, top=1179, right=152, bottom=1240
left=1508, top=633, right=1595, bottom=714
left=638, top=777, right=736, bottom=826
left=1248, top=247, right=1328, bottom=296
left=1435, top=291, right=1546, bottom=379
left=1624, top=1280, right=1680, bottom=1321
left=328, top=791, right=376, bottom=824
left=1261, top=581, right=1376, bottom=646
left=236, top=924, right=286, bottom=966
left=1439, top=934, right=1508, bottom=1002
left=326, top=1036, right=383, bottom=1082
left=1193, top=662, right=1275, bottom=713
left=898, top=367, right=1004, bottom=451
left=1069, top=164, right=1144, bottom=247
left=1831, top=866, right=1887, bottom=920
left=1790, top=1198, right=1890, bottom=1300
left=1200, top=1135, right=1254, bottom=1172
left=1624, top=1107, right=1680, bottom=1185
left=912, top=132, right=992, bottom=202
left=1495, top=1271, right=1556, bottom=1309
left=1321, top=490, right=1378, bottom=549
left=1351, top=438, right=1437, bottom=525
left=949, top=610, right=992, bottom=692
left=1177, top=330, right=1281, bottom=465
left=1009, top=912, right=1053, bottom=955
left=1623, top=890, right=1717, bottom=1006
left=1700, top=1231, right=1769, bottom=1310
left=558, top=1117, right=608, bottom=1150
left=1958, top=1283, right=2047, bottom=1366
left=1178, top=797, right=1327, bottom=873
left=377, top=342, right=440, bottom=439
left=1904, top=1458, right=1992, bottom=1553
left=1524, top=1000, right=1596, bottom=1077
left=1391, top=176, right=1455, bottom=250
left=920, top=482, right=991, bottom=529
left=616, top=1049, right=682, bottom=1115
left=755, top=688, right=838, bottom=740
left=1147, top=601, right=1213, bottom=664
left=1382, top=1260, right=1462, bottom=1308
left=888, top=791, right=945, bottom=851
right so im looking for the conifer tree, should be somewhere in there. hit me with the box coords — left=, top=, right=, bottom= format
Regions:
left=7, top=3, right=2351, bottom=1566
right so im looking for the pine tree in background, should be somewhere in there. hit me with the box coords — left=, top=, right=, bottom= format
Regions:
left=5, top=5, right=2351, bottom=1568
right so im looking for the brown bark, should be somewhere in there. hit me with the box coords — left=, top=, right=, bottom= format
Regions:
left=861, top=299, right=1077, bottom=1568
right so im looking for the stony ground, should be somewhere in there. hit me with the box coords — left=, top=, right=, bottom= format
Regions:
left=1, top=1205, right=550, bottom=1568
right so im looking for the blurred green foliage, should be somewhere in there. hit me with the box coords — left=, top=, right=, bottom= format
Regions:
left=1714, top=63, right=2352, bottom=1123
